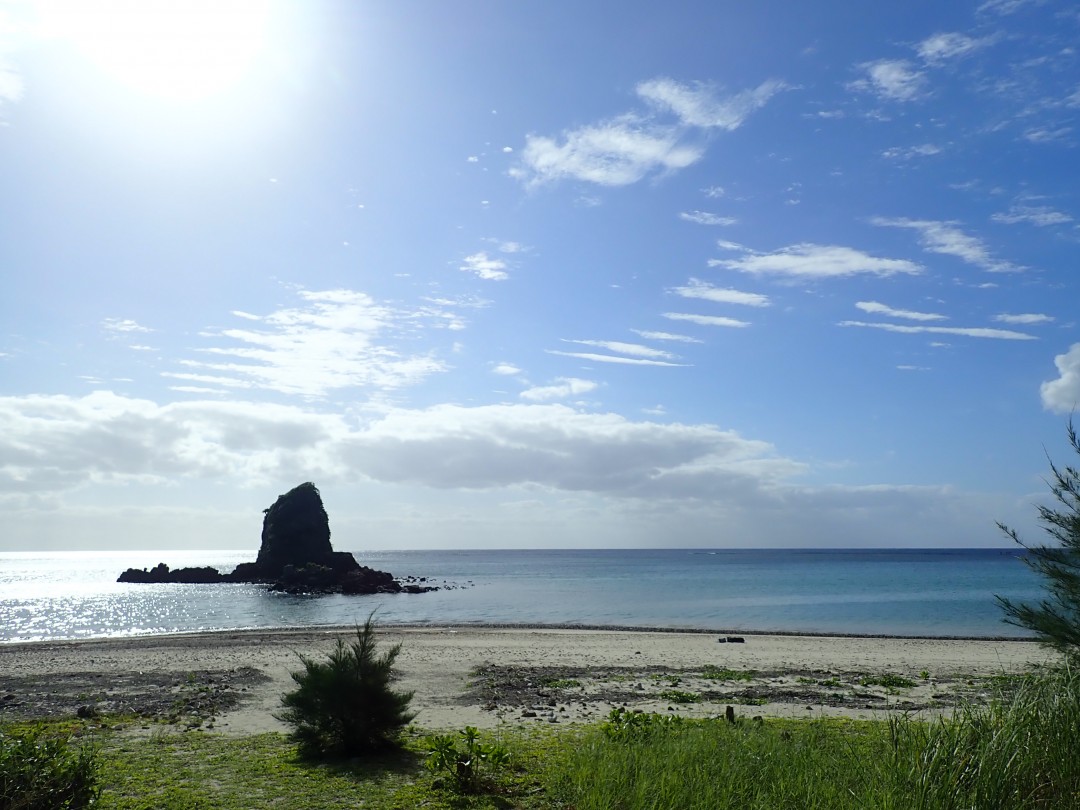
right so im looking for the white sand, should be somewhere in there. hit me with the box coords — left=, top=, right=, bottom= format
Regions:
left=0, top=627, right=1053, bottom=733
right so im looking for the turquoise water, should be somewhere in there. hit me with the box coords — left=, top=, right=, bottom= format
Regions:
left=0, top=548, right=1042, bottom=643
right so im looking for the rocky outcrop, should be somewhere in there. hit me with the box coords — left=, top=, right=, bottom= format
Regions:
left=117, top=563, right=229, bottom=584
left=117, top=482, right=435, bottom=595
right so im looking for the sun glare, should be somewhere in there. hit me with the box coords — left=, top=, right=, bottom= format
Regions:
left=37, top=0, right=270, bottom=102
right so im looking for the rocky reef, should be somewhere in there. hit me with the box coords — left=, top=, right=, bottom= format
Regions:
left=118, top=482, right=435, bottom=595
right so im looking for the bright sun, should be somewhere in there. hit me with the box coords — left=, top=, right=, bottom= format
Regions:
left=37, top=0, right=270, bottom=102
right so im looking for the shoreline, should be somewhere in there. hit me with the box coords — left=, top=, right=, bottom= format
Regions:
left=0, top=625, right=1053, bottom=733
left=0, top=620, right=1038, bottom=648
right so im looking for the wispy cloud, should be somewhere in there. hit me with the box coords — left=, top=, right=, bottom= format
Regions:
left=631, top=330, right=703, bottom=344
left=663, top=313, right=750, bottom=328
left=994, top=312, right=1054, bottom=325
left=1023, top=126, right=1072, bottom=144
left=637, top=77, right=788, bottom=130
left=882, top=143, right=942, bottom=160
left=166, top=289, right=446, bottom=398
left=992, top=205, right=1072, bottom=226
left=514, top=76, right=785, bottom=188
left=1042, top=343, right=1080, bottom=413
left=978, top=0, right=1044, bottom=15
left=547, top=350, right=686, bottom=366
left=839, top=321, right=1035, bottom=340
left=102, top=318, right=153, bottom=333
left=856, top=301, right=947, bottom=321
left=917, top=32, right=993, bottom=64
left=679, top=210, right=737, bottom=226
left=562, top=340, right=678, bottom=360
left=520, top=377, right=598, bottom=401
left=850, top=59, right=926, bottom=102
left=709, top=243, right=922, bottom=278
left=671, top=279, right=770, bottom=307
left=459, top=252, right=509, bottom=280
left=870, top=217, right=1022, bottom=273
left=491, top=362, right=522, bottom=376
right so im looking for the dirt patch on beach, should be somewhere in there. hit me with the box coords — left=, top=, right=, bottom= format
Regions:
left=0, top=667, right=270, bottom=727
left=464, top=664, right=1005, bottom=724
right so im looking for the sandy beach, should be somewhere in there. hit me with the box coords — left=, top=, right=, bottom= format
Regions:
left=0, top=626, right=1053, bottom=734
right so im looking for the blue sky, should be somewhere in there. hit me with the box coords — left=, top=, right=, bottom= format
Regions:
left=1, top=0, right=1079, bottom=551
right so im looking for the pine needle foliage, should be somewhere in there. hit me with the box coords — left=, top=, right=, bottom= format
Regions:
left=997, top=419, right=1080, bottom=653
left=277, top=614, right=415, bottom=759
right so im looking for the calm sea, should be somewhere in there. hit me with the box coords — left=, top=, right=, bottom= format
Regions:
left=0, top=548, right=1042, bottom=644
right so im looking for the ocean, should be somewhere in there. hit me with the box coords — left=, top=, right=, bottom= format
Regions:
left=0, top=548, right=1042, bottom=644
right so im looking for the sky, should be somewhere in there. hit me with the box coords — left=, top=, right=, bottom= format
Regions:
left=1, top=0, right=1079, bottom=552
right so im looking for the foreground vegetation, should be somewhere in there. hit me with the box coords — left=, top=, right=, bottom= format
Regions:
left=4, top=658, right=1079, bottom=809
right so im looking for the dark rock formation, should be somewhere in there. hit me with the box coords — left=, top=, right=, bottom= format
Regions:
left=117, top=482, right=436, bottom=595
left=118, top=563, right=229, bottom=584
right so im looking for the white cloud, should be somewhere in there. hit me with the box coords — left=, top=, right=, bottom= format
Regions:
left=515, top=115, right=703, bottom=187
left=991, top=205, right=1072, bottom=226
left=491, top=362, right=522, bottom=376
left=855, top=301, right=947, bottom=321
left=1042, top=344, right=1080, bottom=413
left=839, top=321, right=1035, bottom=340
left=547, top=350, right=686, bottom=367
left=994, top=313, right=1054, bottom=325
left=562, top=339, right=677, bottom=360
left=460, top=252, right=509, bottom=280
left=663, top=313, right=750, bottom=328
left=1023, top=126, right=1072, bottom=144
left=630, top=330, right=703, bottom=343
left=978, top=0, right=1043, bottom=15
left=520, top=377, right=598, bottom=402
left=671, top=279, right=770, bottom=307
left=715, top=239, right=748, bottom=252
left=851, top=60, right=926, bottom=102
left=636, top=77, right=788, bottom=130
left=679, top=210, right=737, bottom=226
left=709, top=243, right=922, bottom=278
left=102, top=318, right=153, bottom=333
left=870, top=217, right=1022, bottom=273
left=882, top=143, right=942, bottom=159
left=917, top=32, right=991, bottom=64
left=167, top=289, right=447, bottom=398
left=702, top=185, right=725, bottom=198
left=0, top=63, right=22, bottom=107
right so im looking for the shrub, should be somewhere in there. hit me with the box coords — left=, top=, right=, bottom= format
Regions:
left=277, top=614, right=415, bottom=758
left=0, top=725, right=99, bottom=810
left=997, top=419, right=1080, bottom=653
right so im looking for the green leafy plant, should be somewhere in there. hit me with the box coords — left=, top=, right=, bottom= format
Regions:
left=424, top=726, right=511, bottom=795
left=276, top=613, right=415, bottom=759
left=0, top=725, right=100, bottom=810
left=859, top=673, right=915, bottom=689
left=659, top=689, right=701, bottom=704
left=602, top=708, right=685, bottom=742
left=702, top=666, right=757, bottom=681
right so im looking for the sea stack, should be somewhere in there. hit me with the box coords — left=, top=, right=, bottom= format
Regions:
left=118, top=482, right=436, bottom=595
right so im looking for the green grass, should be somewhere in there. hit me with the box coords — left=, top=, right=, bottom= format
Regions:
left=859, top=673, right=917, bottom=689
left=8, top=661, right=1080, bottom=809
left=548, top=716, right=896, bottom=809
